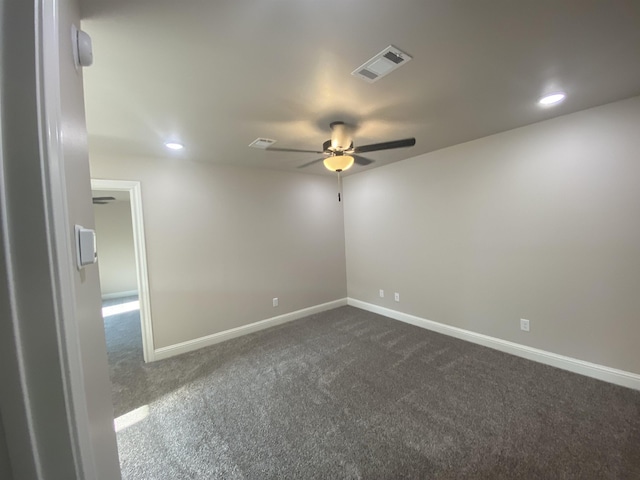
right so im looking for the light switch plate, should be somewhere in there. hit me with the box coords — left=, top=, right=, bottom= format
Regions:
left=75, top=225, right=97, bottom=269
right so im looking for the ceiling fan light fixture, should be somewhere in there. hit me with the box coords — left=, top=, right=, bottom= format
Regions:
left=323, top=155, right=354, bottom=172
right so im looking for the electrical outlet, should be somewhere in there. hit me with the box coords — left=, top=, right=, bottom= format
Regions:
left=273, top=297, right=279, bottom=307
left=379, top=289, right=384, bottom=298
left=520, top=318, right=530, bottom=332
left=394, top=292, right=400, bottom=302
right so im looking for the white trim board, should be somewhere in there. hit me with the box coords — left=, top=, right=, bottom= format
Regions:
left=101, top=290, right=138, bottom=300
left=347, top=298, right=640, bottom=391
left=154, top=298, right=348, bottom=361
left=91, top=179, right=155, bottom=363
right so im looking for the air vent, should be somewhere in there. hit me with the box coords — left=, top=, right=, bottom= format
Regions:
left=248, top=138, right=276, bottom=149
left=352, top=45, right=412, bottom=83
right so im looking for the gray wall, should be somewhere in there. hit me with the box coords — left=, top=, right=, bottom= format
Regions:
left=344, top=96, right=640, bottom=374
left=0, top=414, right=12, bottom=480
left=90, top=155, right=347, bottom=348
left=94, top=199, right=138, bottom=296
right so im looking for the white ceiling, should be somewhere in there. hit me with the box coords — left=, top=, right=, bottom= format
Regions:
left=81, top=0, right=640, bottom=176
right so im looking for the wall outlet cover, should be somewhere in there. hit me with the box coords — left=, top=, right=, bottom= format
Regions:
left=520, top=318, right=530, bottom=332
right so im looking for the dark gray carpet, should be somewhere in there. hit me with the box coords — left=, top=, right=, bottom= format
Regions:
left=103, top=296, right=147, bottom=418
left=104, top=303, right=640, bottom=479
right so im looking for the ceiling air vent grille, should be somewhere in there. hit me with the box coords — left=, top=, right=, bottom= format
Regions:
left=358, top=69, right=379, bottom=80
left=248, top=138, right=276, bottom=149
left=352, top=45, right=412, bottom=83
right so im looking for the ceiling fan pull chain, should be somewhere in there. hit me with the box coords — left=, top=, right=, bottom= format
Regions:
left=337, top=171, right=342, bottom=202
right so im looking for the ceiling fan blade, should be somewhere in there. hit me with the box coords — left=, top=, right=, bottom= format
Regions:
left=353, top=155, right=374, bottom=166
left=267, top=147, right=325, bottom=154
left=297, top=158, right=325, bottom=169
left=92, top=196, right=116, bottom=201
left=352, top=138, right=416, bottom=153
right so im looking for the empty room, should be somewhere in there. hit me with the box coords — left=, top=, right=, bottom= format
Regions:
left=3, top=1, right=639, bottom=479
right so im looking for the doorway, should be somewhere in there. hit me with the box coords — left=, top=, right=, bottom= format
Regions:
left=91, top=179, right=154, bottom=363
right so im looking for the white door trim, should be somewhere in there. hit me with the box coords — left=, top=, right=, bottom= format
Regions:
left=91, top=179, right=155, bottom=362
left=36, top=1, right=101, bottom=477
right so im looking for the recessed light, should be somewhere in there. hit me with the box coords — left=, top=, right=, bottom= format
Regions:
left=165, top=142, right=184, bottom=150
left=538, top=92, right=566, bottom=106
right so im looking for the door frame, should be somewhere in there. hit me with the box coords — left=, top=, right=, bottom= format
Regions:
left=91, top=179, right=155, bottom=362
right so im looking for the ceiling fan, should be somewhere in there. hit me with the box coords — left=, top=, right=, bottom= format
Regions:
left=267, top=121, right=416, bottom=173
left=92, top=196, right=115, bottom=205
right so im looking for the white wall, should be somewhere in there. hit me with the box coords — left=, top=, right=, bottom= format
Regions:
left=90, top=156, right=347, bottom=349
left=344, top=96, right=640, bottom=375
left=94, top=200, right=138, bottom=296
left=56, top=0, right=121, bottom=477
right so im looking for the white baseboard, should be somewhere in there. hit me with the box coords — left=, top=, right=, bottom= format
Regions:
left=347, top=298, right=640, bottom=391
left=154, top=298, right=348, bottom=361
left=101, top=290, right=138, bottom=300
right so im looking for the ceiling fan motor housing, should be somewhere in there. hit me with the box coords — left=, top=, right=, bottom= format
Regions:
left=329, top=121, right=353, bottom=151
left=323, top=139, right=354, bottom=153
